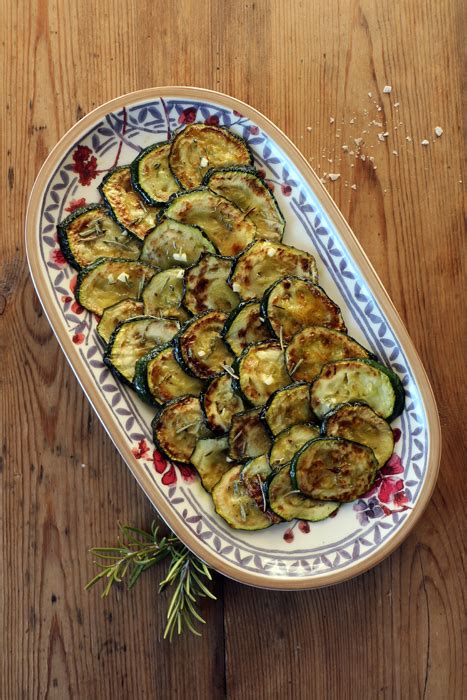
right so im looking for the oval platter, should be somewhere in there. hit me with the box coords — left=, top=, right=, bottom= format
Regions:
left=25, top=87, right=441, bottom=590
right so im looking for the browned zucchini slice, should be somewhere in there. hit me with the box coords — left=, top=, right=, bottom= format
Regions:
left=261, top=382, right=313, bottom=436
left=228, top=408, right=271, bottom=462
left=290, top=437, right=378, bottom=502
left=183, top=254, right=240, bottom=315
left=234, top=341, right=291, bottom=407
left=76, top=258, right=157, bottom=315
left=221, top=300, right=272, bottom=356
left=140, top=218, right=216, bottom=270
left=190, top=436, right=233, bottom=492
left=230, top=240, right=318, bottom=300
left=203, top=166, right=285, bottom=242
left=212, top=465, right=273, bottom=530
left=201, top=373, right=244, bottom=434
left=142, top=267, right=189, bottom=322
left=152, top=395, right=212, bottom=463
left=130, top=142, right=180, bottom=205
left=134, top=344, right=204, bottom=405
left=163, top=189, right=255, bottom=257
left=169, top=123, right=253, bottom=189
left=262, top=276, right=346, bottom=342
left=175, top=311, right=234, bottom=379
left=267, top=466, right=339, bottom=521
left=96, top=298, right=144, bottom=344
left=99, top=166, right=159, bottom=240
left=269, top=424, right=320, bottom=471
left=285, top=326, right=372, bottom=382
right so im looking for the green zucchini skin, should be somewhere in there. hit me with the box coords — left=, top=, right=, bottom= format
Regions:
left=130, top=141, right=180, bottom=206
left=142, top=267, right=190, bottom=322
left=290, top=437, right=378, bottom=502
left=267, top=466, right=339, bottom=522
left=140, top=217, right=217, bottom=270
left=261, top=276, right=346, bottom=343
left=310, top=358, right=403, bottom=421
left=190, top=435, right=234, bottom=493
left=221, top=300, right=272, bottom=356
left=133, top=343, right=204, bottom=406
left=201, top=373, right=244, bottom=434
left=133, top=347, right=161, bottom=406
left=96, top=298, right=144, bottom=345
left=211, top=465, right=273, bottom=531
left=183, top=253, right=240, bottom=315
left=228, top=407, right=272, bottom=462
left=321, top=401, right=395, bottom=468
left=261, top=382, right=313, bottom=436
left=168, top=123, right=254, bottom=190
left=202, top=165, right=285, bottom=243
left=151, top=395, right=212, bottom=464
left=98, top=166, right=159, bottom=240
left=232, top=341, right=291, bottom=407
left=174, top=311, right=234, bottom=379
left=269, top=423, right=321, bottom=471
left=103, top=315, right=180, bottom=387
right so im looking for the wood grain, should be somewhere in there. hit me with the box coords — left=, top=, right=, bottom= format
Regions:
left=1, top=0, right=464, bottom=698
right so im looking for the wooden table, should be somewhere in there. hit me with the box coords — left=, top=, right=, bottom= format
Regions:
left=1, top=1, right=463, bottom=697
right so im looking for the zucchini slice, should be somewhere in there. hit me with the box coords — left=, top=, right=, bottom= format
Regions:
left=203, top=167, right=285, bottom=242
left=222, top=300, right=272, bottom=355
left=228, top=408, right=272, bottom=462
left=76, top=258, right=157, bottom=315
left=310, top=358, right=404, bottom=420
left=229, top=240, right=319, bottom=300
left=290, top=437, right=378, bottom=502
left=57, top=204, right=142, bottom=269
left=104, top=316, right=180, bottom=385
left=241, top=455, right=272, bottom=511
left=175, top=311, right=234, bottom=379
left=130, top=142, right=179, bottom=205
left=96, top=298, right=144, bottom=344
left=99, top=166, right=159, bottom=240
left=322, top=402, right=394, bottom=468
left=152, top=395, right=212, bottom=463
left=235, top=341, right=291, bottom=407
left=139, top=218, right=216, bottom=270
left=190, top=436, right=233, bottom=492
left=262, top=276, right=346, bottom=342
left=201, top=373, right=244, bottom=434
left=285, top=326, right=372, bottom=382
left=134, top=344, right=204, bottom=405
left=169, top=123, right=253, bottom=189
left=142, top=267, right=189, bottom=322
left=212, top=465, right=273, bottom=531
left=262, top=382, right=313, bottom=436
left=267, top=466, right=339, bottom=522
left=183, top=253, right=240, bottom=315
left=269, top=424, right=320, bottom=471
left=163, top=189, right=255, bottom=257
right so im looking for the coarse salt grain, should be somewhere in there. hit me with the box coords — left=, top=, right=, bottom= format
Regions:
left=421, top=139, right=430, bottom=146
left=328, top=173, right=340, bottom=181
left=200, top=156, right=209, bottom=167
left=351, top=184, right=357, bottom=190
left=329, top=116, right=335, bottom=124
left=434, top=126, right=443, bottom=137
left=383, top=85, right=392, bottom=94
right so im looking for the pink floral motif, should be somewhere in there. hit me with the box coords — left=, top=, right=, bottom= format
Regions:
left=51, top=249, right=66, bottom=265
left=152, top=449, right=195, bottom=486
left=72, top=145, right=98, bottom=186
left=281, top=184, right=292, bottom=196
left=72, top=332, right=84, bottom=344
left=298, top=521, right=310, bottom=534
left=205, top=114, right=219, bottom=126
left=283, top=528, right=294, bottom=543
left=178, top=107, right=197, bottom=124
left=354, top=453, right=411, bottom=525
left=65, top=197, right=87, bottom=213
left=132, top=439, right=151, bottom=459
left=249, top=125, right=259, bottom=135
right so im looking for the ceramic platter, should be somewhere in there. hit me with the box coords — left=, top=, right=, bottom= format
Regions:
left=25, top=87, right=441, bottom=589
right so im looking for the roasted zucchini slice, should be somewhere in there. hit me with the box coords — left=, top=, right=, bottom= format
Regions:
left=190, top=436, right=233, bottom=492
left=285, top=326, right=372, bottom=382
left=234, top=341, right=291, bottom=407
left=142, top=267, right=189, bottom=322
left=201, top=373, right=244, bottom=434
left=152, top=395, right=212, bottom=463
left=130, top=142, right=179, bottom=205
left=310, top=358, right=404, bottom=420
left=163, top=189, right=255, bottom=257
left=183, top=253, right=240, bottom=315
left=221, top=300, right=272, bottom=355
left=241, top=455, right=272, bottom=511
left=262, top=276, right=346, bottom=342
left=269, top=424, right=320, bottom=471
left=212, top=465, right=273, bottom=531
left=229, top=240, right=318, bottom=300
left=57, top=204, right=142, bottom=270
left=175, top=311, right=234, bottom=379
left=169, top=123, right=253, bottom=189
left=290, top=437, right=378, bottom=502
left=76, top=258, right=157, bottom=315
left=99, top=166, right=159, bottom=240
left=96, top=298, right=144, bottom=344
left=322, top=402, right=394, bottom=468
left=267, top=466, right=339, bottom=521
left=104, top=316, right=180, bottom=385
left=134, top=344, right=204, bottom=405
left=139, top=218, right=216, bottom=270
left=228, top=408, right=272, bottom=462
left=203, top=167, right=285, bottom=242
left=262, top=382, right=313, bottom=436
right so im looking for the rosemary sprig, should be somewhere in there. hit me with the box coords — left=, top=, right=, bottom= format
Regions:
left=85, top=521, right=216, bottom=640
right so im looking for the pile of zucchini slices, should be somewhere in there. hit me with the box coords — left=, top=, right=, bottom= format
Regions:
left=58, top=122, right=405, bottom=531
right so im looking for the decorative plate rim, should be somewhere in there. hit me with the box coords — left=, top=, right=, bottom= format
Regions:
left=25, top=86, right=441, bottom=590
